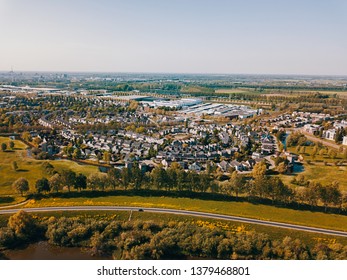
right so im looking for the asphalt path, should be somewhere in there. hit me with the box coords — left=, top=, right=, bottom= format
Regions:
left=1, top=206, right=347, bottom=237
left=0, top=200, right=29, bottom=209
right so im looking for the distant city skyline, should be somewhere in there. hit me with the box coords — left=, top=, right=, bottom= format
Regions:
left=1, top=0, right=347, bottom=75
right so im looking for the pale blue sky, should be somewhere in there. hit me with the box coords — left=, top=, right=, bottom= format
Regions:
left=1, top=0, right=346, bottom=75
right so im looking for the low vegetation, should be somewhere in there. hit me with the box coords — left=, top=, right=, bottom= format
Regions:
left=1, top=211, right=346, bottom=260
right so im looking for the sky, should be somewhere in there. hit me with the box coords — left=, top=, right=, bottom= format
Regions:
left=0, top=0, right=347, bottom=75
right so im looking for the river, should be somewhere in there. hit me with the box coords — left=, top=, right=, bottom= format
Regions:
left=2, top=242, right=111, bottom=260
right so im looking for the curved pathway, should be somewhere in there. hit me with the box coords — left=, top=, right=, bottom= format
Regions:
left=0, top=200, right=30, bottom=209
left=1, top=206, right=347, bottom=237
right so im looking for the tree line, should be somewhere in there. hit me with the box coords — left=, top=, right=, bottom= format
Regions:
left=12, top=161, right=347, bottom=213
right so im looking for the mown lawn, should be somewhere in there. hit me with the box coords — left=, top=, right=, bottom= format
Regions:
left=280, top=164, right=347, bottom=191
left=0, top=137, right=99, bottom=204
left=282, top=146, right=347, bottom=191
left=27, top=195, right=347, bottom=232
left=301, top=164, right=347, bottom=190
left=48, top=160, right=100, bottom=175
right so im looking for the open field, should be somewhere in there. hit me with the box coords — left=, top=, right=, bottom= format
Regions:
left=0, top=137, right=99, bottom=204
left=284, top=146, right=347, bottom=190
left=279, top=164, right=347, bottom=191
left=291, top=90, right=347, bottom=97
left=0, top=210, right=345, bottom=247
left=47, top=160, right=100, bottom=175
left=215, top=88, right=255, bottom=94
left=299, top=164, right=347, bottom=190
left=26, top=195, right=347, bottom=232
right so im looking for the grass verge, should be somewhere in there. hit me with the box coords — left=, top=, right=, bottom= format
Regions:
left=25, top=194, right=347, bottom=232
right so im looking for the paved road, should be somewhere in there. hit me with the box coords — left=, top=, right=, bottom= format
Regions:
left=1, top=206, right=347, bottom=238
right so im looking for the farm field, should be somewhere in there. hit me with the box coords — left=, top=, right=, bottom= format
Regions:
left=293, top=90, right=347, bottom=98
left=215, top=88, right=255, bottom=94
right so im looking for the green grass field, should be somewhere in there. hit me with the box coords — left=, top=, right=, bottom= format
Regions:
left=280, top=164, right=347, bottom=191
left=301, top=164, right=347, bottom=189
left=283, top=146, right=347, bottom=190
left=0, top=137, right=99, bottom=204
left=26, top=194, right=347, bottom=232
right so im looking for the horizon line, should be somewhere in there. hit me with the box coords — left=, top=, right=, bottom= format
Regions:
left=1, top=69, right=347, bottom=78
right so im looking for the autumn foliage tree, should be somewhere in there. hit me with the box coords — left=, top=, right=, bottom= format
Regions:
left=8, top=211, right=42, bottom=241
left=12, top=177, right=29, bottom=196
left=35, top=177, right=50, bottom=193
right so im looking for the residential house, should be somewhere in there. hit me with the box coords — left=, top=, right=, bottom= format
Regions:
left=323, top=129, right=336, bottom=141
left=303, top=124, right=321, bottom=135
left=230, top=160, right=243, bottom=171
left=188, top=162, right=202, bottom=172
left=217, top=160, right=231, bottom=172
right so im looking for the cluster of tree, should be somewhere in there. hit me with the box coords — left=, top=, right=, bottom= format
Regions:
left=296, top=181, right=342, bottom=211
left=291, top=174, right=309, bottom=186
left=62, top=145, right=82, bottom=159
left=12, top=160, right=347, bottom=213
left=1, top=211, right=347, bottom=260
left=274, top=129, right=286, bottom=143
left=1, top=141, right=14, bottom=152
left=308, top=144, right=347, bottom=160
left=286, top=133, right=308, bottom=147
left=31, top=147, right=50, bottom=160
left=0, top=109, right=39, bottom=133
left=0, top=211, right=45, bottom=248
left=73, top=81, right=182, bottom=94
left=11, top=168, right=88, bottom=195
left=89, top=164, right=217, bottom=193
left=333, top=128, right=347, bottom=144
left=248, top=162, right=293, bottom=202
left=273, top=156, right=291, bottom=174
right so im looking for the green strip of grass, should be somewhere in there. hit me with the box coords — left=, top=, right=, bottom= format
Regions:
left=26, top=195, right=347, bottom=232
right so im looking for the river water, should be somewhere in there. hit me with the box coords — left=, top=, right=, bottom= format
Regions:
left=3, top=242, right=111, bottom=260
